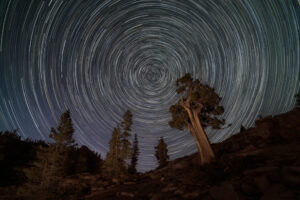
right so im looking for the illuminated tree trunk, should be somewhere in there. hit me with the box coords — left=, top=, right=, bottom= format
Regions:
left=192, top=110, right=215, bottom=164
left=182, top=101, right=215, bottom=165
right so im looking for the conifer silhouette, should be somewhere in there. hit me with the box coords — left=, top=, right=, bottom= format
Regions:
left=102, top=110, right=135, bottom=179
left=120, top=110, right=132, bottom=162
left=102, top=126, right=126, bottom=179
left=155, top=137, right=169, bottom=168
left=20, top=110, right=75, bottom=196
left=129, top=133, right=139, bottom=174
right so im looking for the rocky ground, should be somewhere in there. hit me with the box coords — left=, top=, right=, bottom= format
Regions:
left=1, top=109, right=299, bottom=200
left=86, top=109, right=300, bottom=200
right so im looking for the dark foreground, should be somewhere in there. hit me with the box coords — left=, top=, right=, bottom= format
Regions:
left=1, top=109, right=300, bottom=200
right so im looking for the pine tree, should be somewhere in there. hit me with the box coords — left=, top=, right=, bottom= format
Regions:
left=48, top=110, right=75, bottom=178
left=102, top=110, right=135, bottom=180
left=20, top=110, right=75, bottom=195
left=155, top=137, right=169, bottom=168
left=49, top=109, right=75, bottom=147
left=120, top=110, right=132, bottom=162
left=102, top=126, right=125, bottom=179
left=129, top=134, right=139, bottom=174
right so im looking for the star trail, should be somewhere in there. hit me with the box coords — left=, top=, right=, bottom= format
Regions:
left=0, top=0, right=299, bottom=171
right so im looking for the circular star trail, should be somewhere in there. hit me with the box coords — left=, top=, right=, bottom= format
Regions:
left=0, top=0, right=299, bottom=171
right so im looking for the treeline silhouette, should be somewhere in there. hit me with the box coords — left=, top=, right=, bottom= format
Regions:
left=0, top=130, right=43, bottom=187
left=0, top=109, right=169, bottom=199
left=0, top=128, right=102, bottom=186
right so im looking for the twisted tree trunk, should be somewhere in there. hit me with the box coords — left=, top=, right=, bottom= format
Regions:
left=192, top=109, right=215, bottom=164
left=181, top=100, right=215, bottom=165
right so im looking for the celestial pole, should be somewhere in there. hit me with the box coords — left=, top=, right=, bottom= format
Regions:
left=0, top=0, right=299, bottom=171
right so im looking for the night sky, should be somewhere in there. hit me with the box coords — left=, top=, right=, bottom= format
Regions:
left=0, top=0, right=299, bottom=172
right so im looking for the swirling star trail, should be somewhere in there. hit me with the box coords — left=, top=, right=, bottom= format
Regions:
left=0, top=0, right=299, bottom=171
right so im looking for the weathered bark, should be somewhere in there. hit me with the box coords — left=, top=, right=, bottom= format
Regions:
left=180, top=99, right=215, bottom=165
left=192, top=109, right=215, bottom=164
